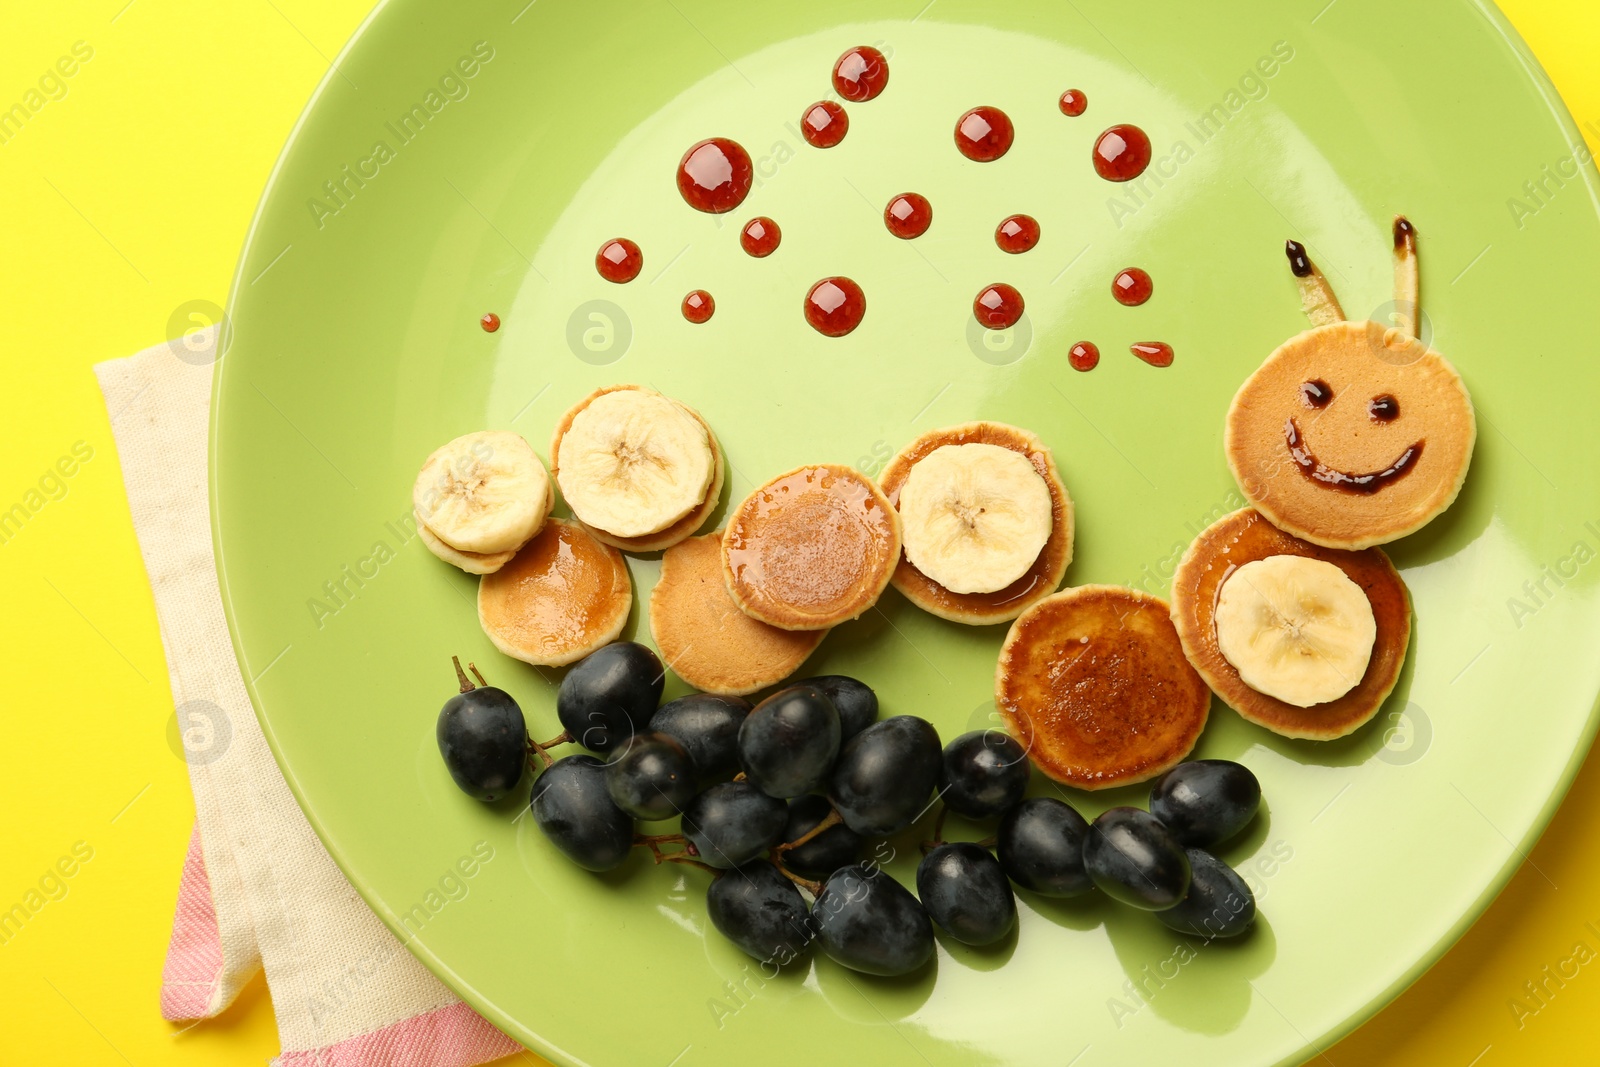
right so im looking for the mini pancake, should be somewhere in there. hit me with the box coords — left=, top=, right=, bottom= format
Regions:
left=879, top=421, right=1073, bottom=624
left=550, top=384, right=721, bottom=551
left=478, top=518, right=632, bottom=666
left=1169, top=507, right=1410, bottom=740
left=721, top=464, right=901, bottom=631
left=1226, top=320, right=1475, bottom=550
left=651, top=532, right=826, bottom=696
left=995, top=585, right=1211, bottom=790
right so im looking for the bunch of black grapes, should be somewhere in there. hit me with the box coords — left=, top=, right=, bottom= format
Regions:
left=437, top=644, right=1263, bottom=976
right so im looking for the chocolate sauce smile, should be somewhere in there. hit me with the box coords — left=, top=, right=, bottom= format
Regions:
left=1285, top=418, right=1423, bottom=495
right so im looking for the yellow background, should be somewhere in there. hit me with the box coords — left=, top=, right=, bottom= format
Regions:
left=0, top=2, right=1594, bottom=1064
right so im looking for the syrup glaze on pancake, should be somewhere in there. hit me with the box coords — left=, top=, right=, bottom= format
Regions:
left=995, top=585, right=1210, bottom=790
left=721, top=464, right=900, bottom=631
left=478, top=518, right=632, bottom=667
left=1169, top=507, right=1410, bottom=740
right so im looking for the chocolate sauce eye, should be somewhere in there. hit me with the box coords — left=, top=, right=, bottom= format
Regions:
left=1369, top=395, right=1400, bottom=421
left=1299, top=379, right=1332, bottom=408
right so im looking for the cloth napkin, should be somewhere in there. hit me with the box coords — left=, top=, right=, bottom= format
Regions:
left=96, top=327, right=524, bottom=1067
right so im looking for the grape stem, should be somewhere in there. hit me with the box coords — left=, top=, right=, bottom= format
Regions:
left=525, top=730, right=574, bottom=770
left=920, top=803, right=950, bottom=855
left=467, top=662, right=488, bottom=687
left=451, top=656, right=474, bottom=694
left=771, top=806, right=843, bottom=855
left=634, top=832, right=716, bottom=872
left=768, top=856, right=822, bottom=897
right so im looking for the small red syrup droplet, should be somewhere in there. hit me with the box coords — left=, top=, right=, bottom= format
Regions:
left=995, top=214, right=1040, bottom=254
left=973, top=283, right=1025, bottom=329
left=804, top=277, right=866, bottom=337
left=741, top=217, right=781, bottom=257
left=1093, top=124, right=1152, bottom=181
left=1131, top=341, right=1174, bottom=367
left=801, top=101, right=849, bottom=148
left=1112, top=268, right=1153, bottom=306
left=1068, top=342, right=1099, bottom=371
left=832, top=46, right=889, bottom=102
left=955, top=106, right=1015, bottom=162
left=676, top=137, right=754, bottom=213
left=1059, top=90, right=1088, bottom=117
left=884, top=193, right=933, bottom=239
left=480, top=312, right=501, bottom=333
left=682, top=290, right=715, bottom=323
left=596, top=238, right=643, bottom=283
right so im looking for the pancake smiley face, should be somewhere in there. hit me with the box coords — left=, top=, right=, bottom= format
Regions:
left=1226, top=219, right=1476, bottom=550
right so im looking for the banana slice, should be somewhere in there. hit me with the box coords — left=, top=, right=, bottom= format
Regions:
left=896, top=443, right=1053, bottom=595
left=553, top=387, right=715, bottom=539
left=1214, top=554, right=1377, bottom=707
left=415, top=513, right=516, bottom=574
left=412, top=431, right=551, bottom=555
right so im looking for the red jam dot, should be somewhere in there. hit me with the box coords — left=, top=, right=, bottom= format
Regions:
left=955, top=106, right=1015, bottom=162
left=596, top=238, right=643, bottom=283
left=996, top=214, right=1040, bottom=254
left=832, top=46, right=889, bottom=102
left=741, top=217, right=781, bottom=257
left=884, top=193, right=933, bottom=239
left=973, top=283, right=1024, bottom=329
left=676, top=137, right=753, bottom=213
left=1112, top=268, right=1153, bottom=305
left=1131, top=341, right=1174, bottom=367
left=1069, top=342, right=1099, bottom=371
left=1059, top=90, right=1088, bottom=117
left=804, top=277, right=866, bottom=337
left=1093, top=124, right=1152, bottom=182
left=480, top=312, right=501, bottom=333
left=801, top=101, right=849, bottom=148
left=682, top=290, right=715, bottom=323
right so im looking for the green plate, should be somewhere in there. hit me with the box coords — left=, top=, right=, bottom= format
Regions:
left=213, top=0, right=1600, bottom=1063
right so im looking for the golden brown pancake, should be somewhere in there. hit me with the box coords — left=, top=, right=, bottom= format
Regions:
left=1226, top=320, right=1474, bottom=550
left=879, top=422, right=1073, bottom=624
left=995, top=586, right=1210, bottom=789
left=550, top=384, right=721, bottom=552
left=478, top=518, right=632, bottom=666
left=1169, top=507, right=1410, bottom=740
left=721, top=464, right=901, bottom=631
left=651, top=533, right=827, bottom=695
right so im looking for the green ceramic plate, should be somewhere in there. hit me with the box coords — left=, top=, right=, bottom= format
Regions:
left=214, top=0, right=1600, bottom=1063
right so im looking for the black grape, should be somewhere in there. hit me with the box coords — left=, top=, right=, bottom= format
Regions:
left=916, top=842, right=1017, bottom=946
left=530, top=754, right=634, bottom=871
left=738, top=685, right=840, bottom=798
left=829, top=716, right=942, bottom=836
left=681, top=781, right=787, bottom=869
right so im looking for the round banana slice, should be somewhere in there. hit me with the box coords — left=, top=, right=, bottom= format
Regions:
left=412, top=431, right=551, bottom=555
left=415, top=513, right=516, bottom=575
left=1214, top=554, right=1376, bottom=707
left=478, top=518, right=632, bottom=667
left=1170, top=508, right=1411, bottom=740
left=881, top=422, right=1073, bottom=625
left=552, top=386, right=715, bottom=539
left=897, top=442, right=1052, bottom=595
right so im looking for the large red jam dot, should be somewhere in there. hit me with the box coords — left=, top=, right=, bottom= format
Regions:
left=741, top=217, right=781, bottom=257
left=1131, top=341, right=1174, bottom=367
left=996, top=214, right=1040, bottom=254
left=1112, top=268, right=1153, bottom=305
left=973, top=283, right=1024, bottom=329
left=955, top=106, right=1014, bottom=162
left=1059, top=90, right=1088, bottom=117
left=677, top=137, right=754, bottom=213
left=1093, top=124, right=1152, bottom=182
left=596, top=238, right=643, bottom=283
left=682, top=290, right=715, bottom=323
left=1069, top=342, right=1099, bottom=371
left=832, top=46, right=889, bottom=102
left=480, top=312, right=501, bottom=333
left=884, top=193, right=933, bottom=239
left=804, top=277, right=866, bottom=337
left=801, top=101, right=849, bottom=148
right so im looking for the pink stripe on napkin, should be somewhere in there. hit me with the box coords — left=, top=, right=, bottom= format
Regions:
left=273, top=1000, right=523, bottom=1067
left=160, top=822, right=226, bottom=1021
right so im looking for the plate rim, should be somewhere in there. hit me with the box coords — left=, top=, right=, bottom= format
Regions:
left=209, top=1, right=1600, bottom=1063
